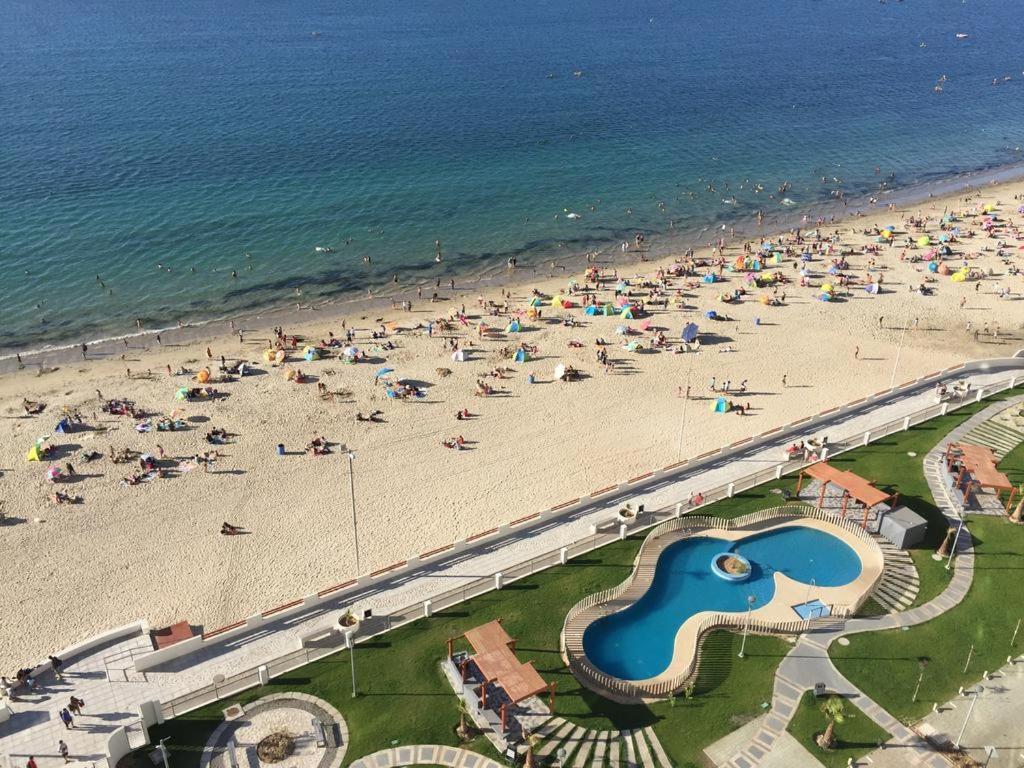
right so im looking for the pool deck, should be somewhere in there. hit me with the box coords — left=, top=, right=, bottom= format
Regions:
left=561, top=513, right=883, bottom=698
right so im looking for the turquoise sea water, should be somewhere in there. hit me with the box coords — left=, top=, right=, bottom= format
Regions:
left=2, top=0, right=1023, bottom=352
left=582, top=526, right=862, bottom=680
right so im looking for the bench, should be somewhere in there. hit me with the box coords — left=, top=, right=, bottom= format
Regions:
left=311, top=718, right=340, bottom=749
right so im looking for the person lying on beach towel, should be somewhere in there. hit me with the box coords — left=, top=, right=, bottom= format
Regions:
left=221, top=522, right=245, bottom=535
left=22, top=399, right=46, bottom=415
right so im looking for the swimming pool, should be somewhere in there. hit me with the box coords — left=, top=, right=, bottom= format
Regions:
left=582, top=525, right=863, bottom=681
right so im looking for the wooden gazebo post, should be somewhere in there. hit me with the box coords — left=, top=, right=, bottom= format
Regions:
left=499, top=703, right=507, bottom=733
left=548, top=682, right=557, bottom=713
left=446, top=638, right=454, bottom=660
left=817, top=478, right=829, bottom=509
left=840, top=492, right=850, bottom=520
left=795, top=470, right=805, bottom=497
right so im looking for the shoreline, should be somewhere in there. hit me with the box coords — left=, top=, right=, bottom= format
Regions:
left=4, top=157, right=1024, bottom=370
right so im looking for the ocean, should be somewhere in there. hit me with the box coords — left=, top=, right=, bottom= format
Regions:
left=2, top=0, right=1022, bottom=354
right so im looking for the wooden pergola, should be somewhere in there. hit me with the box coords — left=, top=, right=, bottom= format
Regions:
left=447, top=619, right=556, bottom=732
left=796, top=461, right=896, bottom=530
left=944, top=442, right=1017, bottom=513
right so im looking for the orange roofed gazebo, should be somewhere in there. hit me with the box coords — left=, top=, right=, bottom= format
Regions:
left=448, top=619, right=556, bottom=733
left=943, top=442, right=1017, bottom=512
left=796, top=461, right=896, bottom=530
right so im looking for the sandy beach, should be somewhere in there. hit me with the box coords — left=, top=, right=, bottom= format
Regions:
left=2, top=179, right=1024, bottom=669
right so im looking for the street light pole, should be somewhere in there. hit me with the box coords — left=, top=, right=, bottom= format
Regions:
left=676, top=353, right=694, bottom=461
left=946, top=517, right=965, bottom=571
left=347, top=630, right=357, bottom=698
left=955, top=686, right=982, bottom=749
left=345, top=451, right=361, bottom=577
left=889, top=304, right=910, bottom=389
left=739, top=595, right=757, bottom=658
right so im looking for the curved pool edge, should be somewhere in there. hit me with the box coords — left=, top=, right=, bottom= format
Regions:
left=560, top=505, right=885, bottom=702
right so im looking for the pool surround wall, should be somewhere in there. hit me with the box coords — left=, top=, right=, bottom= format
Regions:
left=561, top=505, right=884, bottom=702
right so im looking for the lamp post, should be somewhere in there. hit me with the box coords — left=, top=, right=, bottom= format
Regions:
left=889, top=304, right=910, bottom=389
left=955, top=685, right=983, bottom=749
left=676, top=352, right=694, bottom=460
left=346, top=630, right=357, bottom=698
left=345, top=451, right=361, bottom=577
left=946, top=517, right=965, bottom=571
left=739, top=594, right=757, bottom=658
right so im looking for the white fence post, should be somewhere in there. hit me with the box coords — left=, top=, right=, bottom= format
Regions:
left=494, top=572, right=503, bottom=590
left=820, top=447, right=829, bottom=461
left=941, top=402, right=949, bottom=415
left=775, top=465, right=783, bottom=479
left=559, top=547, right=568, bottom=565
left=976, top=388, right=985, bottom=402
left=863, top=430, right=871, bottom=445
left=257, top=665, right=270, bottom=686
left=727, top=483, right=735, bottom=498
left=423, top=599, right=432, bottom=618
left=674, top=502, right=683, bottom=518
left=903, top=416, right=911, bottom=431
left=618, top=523, right=627, bottom=540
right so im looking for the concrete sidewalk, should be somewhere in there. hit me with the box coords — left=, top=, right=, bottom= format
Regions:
left=0, top=368, right=1018, bottom=768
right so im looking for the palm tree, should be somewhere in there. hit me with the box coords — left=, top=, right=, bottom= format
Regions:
left=455, top=697, right=473, bottom=742
left=816, top=696, right=846, bottom=750
left=523, top=729, right=541, bottom=768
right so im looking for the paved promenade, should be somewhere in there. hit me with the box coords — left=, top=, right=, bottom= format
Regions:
left=0, top=369, right=1018, bottom=768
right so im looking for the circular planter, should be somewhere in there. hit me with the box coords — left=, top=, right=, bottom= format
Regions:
left=338, top=613, right=360, bottom=632
left=616, top=507, right=638, bottom=525
left=710, top=552, right=751, bottom=582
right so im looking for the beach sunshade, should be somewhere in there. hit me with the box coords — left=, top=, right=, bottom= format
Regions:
left=704, top=310, right=718, bottom=320
left=550, top=295, right=564, bottom=307
left=529, top=297, right=544, bottom=307
left=916, top=235, right=931, bottom=247
left=46, top=466, right=62, bottom=480
left=681, top=323, right=699, bottom=343
left=928, top=261, right=939, bottom=273
left=505, top=320, right=521, bottom=333
left=711, top=397, right=730, bottom=413
left=584, top=305, right=599, bottom=316
left=701, top=274, right=717, bottom=283
left=262, top=349, right=276, bottom=363
left=554, top=363, right=566, bottom=380
left=602, top=304, right=615, bottom=316
left=175, top=387, right=189, bottom=400
left=26, top=444, right=43, bottom=461
left=374, top=367, right=394, bottom=378
left=54, top=418, right=70, bottom=434
left=638, top=319, right=652, bottom=331
left=514, top=348, right=528, bottom=363
left=864, top=283, right=880, bottom=295
left=625, top=341, right=641, bottom=352
left=451, top=349, right=466, bottom=362
left=615, top=325, right=628, bottom=335
left=303, top=346, right=320, bottom=362
left=615, top=281, right=627, bottom=291
left=342, top=346, right=358, bottom=357
left=620, top=307, right=635, bottom=319
left=819, top=292, right=832, bottom=302
left=197, top=367, right=211, bottom=383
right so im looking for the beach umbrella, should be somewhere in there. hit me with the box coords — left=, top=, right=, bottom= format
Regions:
left=864, top=283, right=880, bottom=295
left=529, top=297, right=544, bottom=307
left=704, top=310, right=718, bottom=320
left=175, top=387, right=189, bottom=401
left=701, top=274, right=717, bottom=284
left=302, top=346, right=320, bottom=362
left=681, top=323, right=699, bottom=343
left=554, top=363, right=566, bottom=380
left=916, top=235, right=931, bottom=247
left=602, top=304, right=615, bottom=316
left=638, top=319, right=652, bottom=331
left=451, top=349, right=466, bottom=362
left=928, top=262, right=939, bottom=273
left=374, top=367, right=394, bottom=378
left=506, top=319, right=521, bottom=333
left=584, top=305, right=600, bottom=316
left=342, top=346, right=358, bottom=357
left=938, top=234, right=950, bottom=242
left=46, top=466, right=62, bottom=481
left=197, top=367, right=212, bottom=383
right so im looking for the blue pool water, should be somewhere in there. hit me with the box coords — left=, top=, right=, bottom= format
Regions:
left=582, top=526, right=861, bottom=680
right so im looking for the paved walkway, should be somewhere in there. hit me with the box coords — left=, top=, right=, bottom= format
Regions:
left=717, top=397, right=1024, bottom=768
left=0, top=372, right=1019, bottom=768
left=529, top=717, right=671, bottom=768
left=348, top=745, right=502, bottom=768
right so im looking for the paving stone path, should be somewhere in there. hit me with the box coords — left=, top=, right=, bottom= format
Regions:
left=348, top=745, right=503, bottom=768
left=717, top=398, right=1024, bottom=768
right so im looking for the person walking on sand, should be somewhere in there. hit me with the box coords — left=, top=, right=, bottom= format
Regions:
left=854, top=345, right=859, bottom=360
left=80, top=343, right=88, bottom=360
left=49, top=655, right=64, bottom=680
left=58, top=740, right=70, bottom=764
left=782, top=374, right=787, bottom=388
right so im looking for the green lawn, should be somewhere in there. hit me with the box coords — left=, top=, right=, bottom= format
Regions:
left=786, top=692, right=890, bottom=768
left=150, top=388, right=1024, bottom=766
left=831, top=514, right=1024, bottom=723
